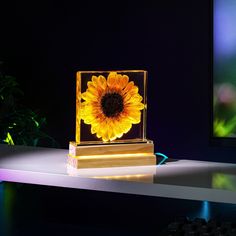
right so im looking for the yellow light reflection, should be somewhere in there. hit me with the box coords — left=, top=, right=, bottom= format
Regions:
left=68, top=153, right=153, bottom=160
left=93, top=174, right=153, bottom=183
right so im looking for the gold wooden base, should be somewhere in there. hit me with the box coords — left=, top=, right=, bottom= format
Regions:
left=68, top=141, right=156, bottom=169
left=69, top=141, right=154, bottom=156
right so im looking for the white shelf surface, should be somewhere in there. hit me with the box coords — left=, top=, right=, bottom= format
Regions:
left=1, top=144, right=236, bottom=204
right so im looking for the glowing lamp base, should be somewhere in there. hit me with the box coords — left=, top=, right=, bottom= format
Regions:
left=67, top=140, right=156, bottom=169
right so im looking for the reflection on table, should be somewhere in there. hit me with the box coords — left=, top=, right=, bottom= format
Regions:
left=67, top=165, right=156, bottom=183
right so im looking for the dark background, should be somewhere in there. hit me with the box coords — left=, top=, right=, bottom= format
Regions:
left=1, top=0, right=236, bottom=162
left=1, top=1, right=236, bottom=235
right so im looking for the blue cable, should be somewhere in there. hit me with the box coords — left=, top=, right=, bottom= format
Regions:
left=155, top=152, right=168, bottom=165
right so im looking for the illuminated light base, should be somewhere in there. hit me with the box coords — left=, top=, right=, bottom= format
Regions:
left=67, top=153, right=156, bottom=169
left=69, top=140, right=154, bottom=156
left=68, top=140, right=156, bottom=169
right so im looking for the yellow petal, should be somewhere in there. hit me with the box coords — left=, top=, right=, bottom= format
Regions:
left=129, top=86, right=139, bottom=96
left=83, top=115, right=98, bottom=124
left=113, top=120, right=124, bottom=138
left=102, top=128, right=109, bottom=142
left=126, top=102, right=145, bottom=110
left=119, top=118, right=132, bottom=134
left=108, top=120, right=119, bottom=141
left=91, top=124, right=98, bottom=134
left=124, top=81, right=134, bottom=90
left=97, top=75, right=107, bottom=90
left=81, top=91, right=97, bottom=101
left=107, top=72, right=117, bottom=88
left=127, top=111, right=141, bottom=124
left=124, top=94, right=143, bottom=104
left=112, top=74, right=122, bottom=90
left=80, top=103, right=91, bottom=117
left=119, top=75, right=129, bottom=89
left=108, top=127, right=115, bottom=141
left=87, top=81, right=96, bottom=88
left=96, top=121, right=108, bottom=141
left=91, top=75, right=99, bottom=85
left=87, top=86, right=99, bottom=97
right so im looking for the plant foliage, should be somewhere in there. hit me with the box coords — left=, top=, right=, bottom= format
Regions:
left=0, top=62, right=58, bottom=147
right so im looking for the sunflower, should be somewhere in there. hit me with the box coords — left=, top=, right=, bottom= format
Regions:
left=80, top=72, right=144, bottom=142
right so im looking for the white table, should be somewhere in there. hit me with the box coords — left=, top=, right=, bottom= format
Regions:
left=1, top=144, right=236, bottom=204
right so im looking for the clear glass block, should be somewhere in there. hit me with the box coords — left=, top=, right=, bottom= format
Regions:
left=76, top=70, right=147, bottom=144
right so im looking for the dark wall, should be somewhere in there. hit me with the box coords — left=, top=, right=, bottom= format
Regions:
left=1, top=1, right=236, bottom=162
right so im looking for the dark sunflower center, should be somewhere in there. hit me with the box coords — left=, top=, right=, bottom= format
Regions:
left=101, top=92, right=124, bottom=117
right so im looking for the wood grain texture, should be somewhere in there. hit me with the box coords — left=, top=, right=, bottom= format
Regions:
left=67, top=153, right=156, bottom=169
left=69, top=141, right=154, bottom=156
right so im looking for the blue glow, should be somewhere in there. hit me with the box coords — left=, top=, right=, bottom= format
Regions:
left=189, top=201, right=211, bottom=221
left=155, top=152, right=168, bottom=165
left=214, top=0, right=236, bottom=58
left=200, top=201, right=210, bottom=221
